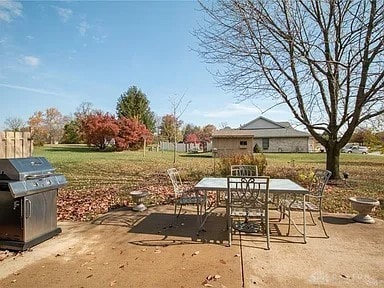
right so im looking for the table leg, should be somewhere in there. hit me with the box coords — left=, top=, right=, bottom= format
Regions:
left=303, top=194, right=307, bottom=244
left=198, top=190, right=218, bottom=233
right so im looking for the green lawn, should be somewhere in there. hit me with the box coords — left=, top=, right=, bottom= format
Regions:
left=33, top=144, right=384, bottom=221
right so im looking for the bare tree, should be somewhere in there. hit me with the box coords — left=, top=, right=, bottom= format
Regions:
left=169, top=95, right=191, bottom=164
left=195, top=0, right=384, bottom=179
left=4, top=117, right=25, bottom=131
left=45, top=108, right=66, bottom=144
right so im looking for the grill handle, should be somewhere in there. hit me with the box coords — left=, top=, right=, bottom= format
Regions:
left=25, top=199, right=32, bottom=219
left=25, top=173, right=53, bottom=180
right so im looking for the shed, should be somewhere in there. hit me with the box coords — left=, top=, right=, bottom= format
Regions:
left=212, top=129, right=255, bottom=157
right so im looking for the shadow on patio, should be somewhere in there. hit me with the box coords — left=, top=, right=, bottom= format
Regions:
left=91, top=206, right=228, bottom=246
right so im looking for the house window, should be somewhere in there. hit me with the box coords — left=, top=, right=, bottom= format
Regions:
left=240, top=140, right=247, bottom=148
left=262, top=138, right=269, bottom=150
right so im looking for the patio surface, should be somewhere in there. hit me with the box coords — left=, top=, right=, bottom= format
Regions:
left=0, top=205, right=383, bottom=287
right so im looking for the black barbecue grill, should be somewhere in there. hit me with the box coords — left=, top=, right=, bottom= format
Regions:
left=0, top=157, right=67, bottom=251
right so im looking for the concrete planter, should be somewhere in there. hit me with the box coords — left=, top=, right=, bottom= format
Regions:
left=349, top=197, right=380, bottom=224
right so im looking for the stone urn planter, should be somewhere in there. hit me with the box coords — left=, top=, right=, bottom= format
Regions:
left=130, top=191, right=148, bottom=212
left=349, top=197, right=380, bottom=224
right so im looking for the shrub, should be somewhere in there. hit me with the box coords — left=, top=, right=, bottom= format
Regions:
left=216, top=153, right=267, bottom=176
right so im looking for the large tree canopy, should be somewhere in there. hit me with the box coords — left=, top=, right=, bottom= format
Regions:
left=196, top=0, right=384, bottom=179
left=116, top=86, right=156, bottom=132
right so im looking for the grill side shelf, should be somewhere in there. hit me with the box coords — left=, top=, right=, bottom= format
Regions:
left=7, top=175, right=67, bottom=198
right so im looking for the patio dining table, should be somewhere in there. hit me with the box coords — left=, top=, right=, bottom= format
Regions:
left=194, top=177, right=309, bottom=243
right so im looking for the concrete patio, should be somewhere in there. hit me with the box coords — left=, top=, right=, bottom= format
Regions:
left=0, top=205, right=383, bottom=287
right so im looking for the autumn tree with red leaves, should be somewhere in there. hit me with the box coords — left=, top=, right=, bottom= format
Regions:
left=82, top=112, right=119, bottom=150
left=184, top=133, right=199, bottom=144
left=115, top=117, right=152, bottom=151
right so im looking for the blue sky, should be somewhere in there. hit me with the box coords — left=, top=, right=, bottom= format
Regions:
left=0, top=0, right=293, bottom=131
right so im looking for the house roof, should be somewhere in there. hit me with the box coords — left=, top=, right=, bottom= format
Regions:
left=253, top=128, right=309, bottom=138
left=212, top=129, right=254, bottom=138
left=216, top=116, right=310, bottom=138
left=240, top=116, right=292, bottom=129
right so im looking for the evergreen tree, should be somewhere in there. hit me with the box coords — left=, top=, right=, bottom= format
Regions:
left=116, top=86, right=156, bottom=132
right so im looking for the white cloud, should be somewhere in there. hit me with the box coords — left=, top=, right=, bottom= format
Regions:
left=21, top=56, right=40, bottom=67
left=54, top=6, right=72, bottom=23
left=92, top=34, right=107, bottom=43
left=0, top=0, right=22, bottom=22
left=78, top=20, right=90, bottom=36
left=0, top=83, right=62, bottom=96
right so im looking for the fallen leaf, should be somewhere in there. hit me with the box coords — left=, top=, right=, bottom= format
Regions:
left=86, top=274, right=93, bottom=278
left=11, top=279, right=17, bottom=283
left=234, top=254, right=240, bottom=257
left=206, top=275, right=213, bottom=281
left=220, top=259, right=226, bottom=264
left=110, top=280, right=117, bottom=286
left=214, top=274, right=221, bottom=280
left=340, top=274, right=348, bottom=279
left=192, top=251, right=200, bottom=256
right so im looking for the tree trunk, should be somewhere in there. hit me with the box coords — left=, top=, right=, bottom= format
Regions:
left=326, top=145, right=340, bottom=180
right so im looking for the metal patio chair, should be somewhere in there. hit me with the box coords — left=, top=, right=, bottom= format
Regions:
left=216, top=164, right=260, bottom=207
left=230, top=164, right=279, bottom=207
left=230, top=165, right=258, bottom=176
left=227, top=176, right=270, bottom=249
left=280, top=169, right=332, bottom=238
left=167, top=168, right=205, bottom=224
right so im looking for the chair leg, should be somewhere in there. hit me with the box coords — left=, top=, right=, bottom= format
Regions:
left=265, top=210, right=270, bottom=250
left=287, top=208, right=292, bottom=236
left=196, top=203, right=200, bottom=227
left=309, top=210, right=317, bottom=225
left=176, top=204, right=183, bottom=218
left=278, top=204, right=285, bottom=222
left=228, top=216, right=232, bottom=246
left=319, top=209, right=329, bottom=238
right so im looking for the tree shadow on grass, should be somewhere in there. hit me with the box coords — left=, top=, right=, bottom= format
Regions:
left=179, top=153, right=213, bottom=158
left=44, top=145, right=99, bottom=153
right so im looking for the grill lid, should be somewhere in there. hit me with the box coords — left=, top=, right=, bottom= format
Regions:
left=0, top=157, right=55, bottom=180
left=0, top=157, right=67, bottom=197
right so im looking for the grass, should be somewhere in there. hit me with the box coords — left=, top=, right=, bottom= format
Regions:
left=33, top=144, right=384, bottom=221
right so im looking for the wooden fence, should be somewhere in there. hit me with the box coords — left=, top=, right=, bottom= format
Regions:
left=0, top=131, right=33, bottom=158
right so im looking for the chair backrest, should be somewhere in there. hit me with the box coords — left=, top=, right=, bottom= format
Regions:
left=310, top=169, right=332, bottom=197
left=230, top=165, right=258, bottom=176
left=167, top=168, right=184, bottom=197
left=227, top=176, right=270, bottom=210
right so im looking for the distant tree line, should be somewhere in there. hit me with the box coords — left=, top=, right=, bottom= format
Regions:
left=2, top=86, right=217, bottom=151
